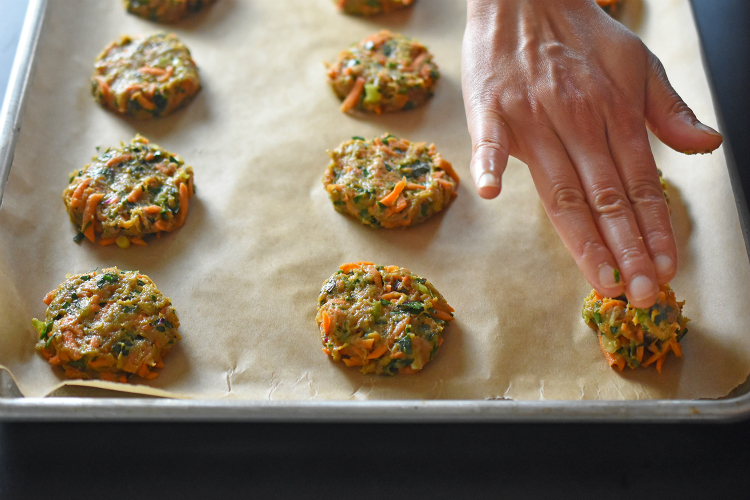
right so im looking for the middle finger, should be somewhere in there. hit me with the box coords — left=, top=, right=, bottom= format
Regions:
left=557, top=118, right=661, bottom=308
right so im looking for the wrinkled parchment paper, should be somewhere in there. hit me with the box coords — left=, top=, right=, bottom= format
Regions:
left=1, top=0, right=748, bottom=400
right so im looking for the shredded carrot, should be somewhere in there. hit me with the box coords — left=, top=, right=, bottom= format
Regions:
left=407, top=52, right=428, bottom=72
left=106, top=153, right=132, bottom=167
left=431, top=310, right=453, bottom=322
left=95, top=76, right=113, bottom=106
left=367, top=344, right=389, bottom=359
left=340, top=76, right=366, bottom=113
left=636, top=346, right=644, bottom=363
left=322, top=346, right=331, bottom=355
left=154, top=220, right=170, bottom=231
left=89, top=295, right=101, bottom=312
left=43, top=290, right=56, bottom=305
left=438, top=337, right=444, bottom=346
left=399, top=366, right=418, bottom=375
left=642, top=342, right=671, bottom=368
left=387, top=139, right=409, bottom=150
left=141, top=205, right=162, bottom=214
left=123, top=83, right=143, bottom=94
left=357, top=338, right=375, bottom=350
left=436, top=178, right=456, bottom=190
left=380, top=177, right=407, bottom=206
left=671, top=340, right=683, bottom=358
left=420, top=63, right=433, bottom=80
left=599, top=299, right=623, bottom=314
left=339, top=261, right=374, bottom=273
left=138, top=364, right=150, bottom=378
left=82, top=193, right=104, bottom=242
left=435, top=156, right=460, bottom=185
left=155, top=162, right=173, bottom=175
left=343, top=357, right=363, bottom=367
left=138, top=66, right=167, bottom=76
left=362, top=31, right=389, bottom=47
left=365, top=265, right=382, bottom=288
left=127, top=186, right=143, bottom=203
left=340, top=345, right=365, bottom=359
left=144, top=371, right=159, bottom=380
left=404, top=182, right=427, bottom=191
left=392, top=318, right=410, bottom=339
left=70, top=178, right=91, bottom=208
left=134, top=92, right=155, bottom=110
left=157, top=65, right=174, bottom=82
left=431, top=301, right=455, bottom=314
left=656, top=355, right=666, bottom=373
left=381, top=292, right=403, bottom=300
left=390, top=351, right=405, bottom=359
left=174, top=183, right=189, bottom=227
left=321, top=310, right=332, bottom=335
left=130, top=237, right=147, bottom=246
left=89, top=357, right=111, bottom=368
left=385, top=195, right=407, bottom=217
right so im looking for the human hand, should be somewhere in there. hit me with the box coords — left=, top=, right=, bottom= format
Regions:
left=462, top=0, right=723, bottom=307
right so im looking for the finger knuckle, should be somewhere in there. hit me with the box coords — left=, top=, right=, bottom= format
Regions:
left=473, top=136, right=508, bottom=157
left=627, top=177, right=667, bottom=206
left=578, top=239, right=607, bottom=265
left=617, top=243, right=646, bottom=269
left=549, top=183, right=587, bottom=215
left=590, top=186, right=630, bottom=217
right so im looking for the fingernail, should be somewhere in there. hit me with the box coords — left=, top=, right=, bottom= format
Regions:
left=629, top=275, right=658, bottom=303
left=653, top=254, right=674, bottom=278
left=598, top=263, right=620, bottom=289
left=694, top=122, right=722, bottom=138
left=477, top=172, right=500, bottom=189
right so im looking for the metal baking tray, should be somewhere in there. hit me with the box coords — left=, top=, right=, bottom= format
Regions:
left=2, top=0, right=750, bottom=422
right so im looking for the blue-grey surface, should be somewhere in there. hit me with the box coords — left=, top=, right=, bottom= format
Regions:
left=0, top=0, right=30, bottom=101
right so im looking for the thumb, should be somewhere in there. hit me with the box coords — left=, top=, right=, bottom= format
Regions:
left=467, top=108, right=510, bottom=199
left=644, top=51, right=723, bottom=155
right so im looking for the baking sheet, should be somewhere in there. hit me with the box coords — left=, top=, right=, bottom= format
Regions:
left=1, top=0, right=748, bottom=401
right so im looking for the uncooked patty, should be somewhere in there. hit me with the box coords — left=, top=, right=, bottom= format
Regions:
left=91, top=33, right=200, bottom=118
left=63, top=135, right=194, bottom=247
left=33, top=267, right=181, bottom=382
left=317, top=262, right=454, bottom=375
left=323, top=133, right=458, bottom=228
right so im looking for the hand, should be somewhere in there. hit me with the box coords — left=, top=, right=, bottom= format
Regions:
left=462, top=0, right=723, bottom=307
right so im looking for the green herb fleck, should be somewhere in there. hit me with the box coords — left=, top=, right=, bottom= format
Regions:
left=398, top=301, right=424, bottom=314
left=396, top=334, right=413, bottom=355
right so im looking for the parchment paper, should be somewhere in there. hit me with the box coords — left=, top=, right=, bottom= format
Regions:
left=1, top=0, right=748, bottom=400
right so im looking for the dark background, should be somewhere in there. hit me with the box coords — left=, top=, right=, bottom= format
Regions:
left=2, top=0, right=749, bottom=497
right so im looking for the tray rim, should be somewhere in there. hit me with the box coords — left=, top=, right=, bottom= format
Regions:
left=1, top=0, right=749, bottom=423
left=0, top=0, right=45, bottom=207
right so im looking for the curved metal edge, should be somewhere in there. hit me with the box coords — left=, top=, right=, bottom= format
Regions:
left=0, top=0, right=47, bottom=208
left=2, top=396, right=750, bottom=423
